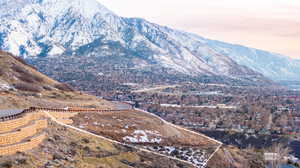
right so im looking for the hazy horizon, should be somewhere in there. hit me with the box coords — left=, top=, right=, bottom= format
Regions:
left=98, top=0, right=300, bottom=59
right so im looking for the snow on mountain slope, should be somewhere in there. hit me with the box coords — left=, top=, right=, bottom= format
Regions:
left=0, top=0, right=123, bottom=55
left=203, top=39, right=300, bottom=81
left=0, top=0, right=299, bottom=81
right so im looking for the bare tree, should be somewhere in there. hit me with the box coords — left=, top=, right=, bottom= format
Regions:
left=268, top=143, right=291, bottom=168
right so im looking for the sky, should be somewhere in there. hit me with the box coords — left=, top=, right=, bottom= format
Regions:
left=98, top=0, right=300, bottom=59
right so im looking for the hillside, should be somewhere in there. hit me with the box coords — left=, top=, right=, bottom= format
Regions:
left=207, top=145, right=265, bottom=168
left=1, top=0, right=299, bottom=83
left=0, top=50, right=266, bottom=167
left=0, top=50, right=112, bottom=109
left=0, top=120, right=195, bottom=168
left=71, top=109, right=222, bottom=167
left=0, top=51, right=203, bottom=167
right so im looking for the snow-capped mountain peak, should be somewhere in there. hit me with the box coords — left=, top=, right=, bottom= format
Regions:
left=0, top=0, right=300, bottom=81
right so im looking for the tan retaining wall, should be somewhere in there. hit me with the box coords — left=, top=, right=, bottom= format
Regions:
left=0, top=119, right=47, bottom=146
left=36, top=107, right=123, bottom=113
left=0, top=107, right=118, bottom=156
left=0, top=133, right=46, bottom=155
left=0, top=112, right=44, bottom=133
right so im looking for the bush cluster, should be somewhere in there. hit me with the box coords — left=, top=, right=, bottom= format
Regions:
left=0, top=68, right=4, bottom=76
left=12, top=65, right=44, bottom=84
left=54, top=83, right=74, bottom=92
left=13, top=83, right=43, bottom=92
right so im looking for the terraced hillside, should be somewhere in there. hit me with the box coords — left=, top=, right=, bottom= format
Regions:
left=0, top=109, right=47, bottom=156
left=0, top=107, right=196, bottom=168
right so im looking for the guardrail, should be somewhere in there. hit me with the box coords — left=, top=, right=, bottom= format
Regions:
left=33, top=107, right=126, bottom=113
left=0, top=108, right=36, bottom=122
left=0, top=107, right=130, bottom=122
left=0, top=111, right=26, bottom=122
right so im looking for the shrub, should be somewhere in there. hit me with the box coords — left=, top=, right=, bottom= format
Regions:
left=54, top=83, right=74, bottom=92
left=11, top=64, right=27, bottom=74
left=12, top=64, right=44, bottom=83
left=53, top=134, right=61, bottom=141
left=82, top=138, right=90, bottom=144
left=12, top=56, right=38, bottom=71
left=0, top=68, right=4, bottom=76
left=53, top=153, right=64, bottom=160
left=43, top=85, right=52, bottom=91
left=18, top=75, right=36, bottom=83
left=83, top=146, right=91, bottom=152
left=0, top=161, right=13, bottom=168
left=16, top=158, right=27, bottom=165
left=70, top=141, right=77, bottom=147
left=13, top=83, right=43, bottom=92
left=68, top=149, right=77, bottom=156
left=31, top=74, right=44, bottom=83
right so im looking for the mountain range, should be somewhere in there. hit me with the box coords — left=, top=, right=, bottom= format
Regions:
left=0, top=0, right=300, bottom=82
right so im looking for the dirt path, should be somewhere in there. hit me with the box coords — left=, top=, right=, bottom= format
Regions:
left=42, top=110, right=202, bottom=167
left=42, top=108, right=223, bottom=168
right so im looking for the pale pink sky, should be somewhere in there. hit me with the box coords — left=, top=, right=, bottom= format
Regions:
left=98, top=0, right=300, bottom=59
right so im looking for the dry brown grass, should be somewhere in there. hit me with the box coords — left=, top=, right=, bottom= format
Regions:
left=207, top=145, right=265, bottom=168
left=0, top=51, right=113, bottom=109
left=0, top=51, right=58, bottom=86
left=0, top=121, right=194, bottom=168
left=13, top=82, right=43, bottom=92
left=72, top=110, right=219, bottom=152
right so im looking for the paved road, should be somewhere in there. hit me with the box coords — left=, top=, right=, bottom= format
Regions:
left=111, top=101, right=133, bottom=110
left=132, top=85, right=180, bottom=93
left=0, top=109, right=24, bottom=118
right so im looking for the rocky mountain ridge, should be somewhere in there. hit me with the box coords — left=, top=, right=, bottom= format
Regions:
left=0, top=0, right=299, bottom=82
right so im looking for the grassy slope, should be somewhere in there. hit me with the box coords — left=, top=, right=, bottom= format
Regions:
left=207, top=145, right=265, bottom=168
left=0, top=121, right=193, bottom=168
left=0, top=51, right=113, bottom=109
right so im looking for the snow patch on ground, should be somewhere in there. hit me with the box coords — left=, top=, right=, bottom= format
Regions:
left=145, top=145, right=207, bottom=168
left=123, top=129, right=162, bottom=143
left=0, top=81, right=13, bottom=91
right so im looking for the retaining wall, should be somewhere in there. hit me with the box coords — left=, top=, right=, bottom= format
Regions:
left=0, top=133, right=46, bottom=155
left=0, top=119, right=47, bottom=146
left=36, top=107, right=123, bottom=113
left=0, top=107, right=121, bottom=156
left=0, top=112, right=44, bottom=133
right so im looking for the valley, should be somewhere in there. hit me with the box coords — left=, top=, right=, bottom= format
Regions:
left=24, top=54, right=300, bottom=167
left=27, top=51, right=300, bottom=166
left=0, top=0, right=299, bottom=167
left=0, top=51, right=234, bottom=168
